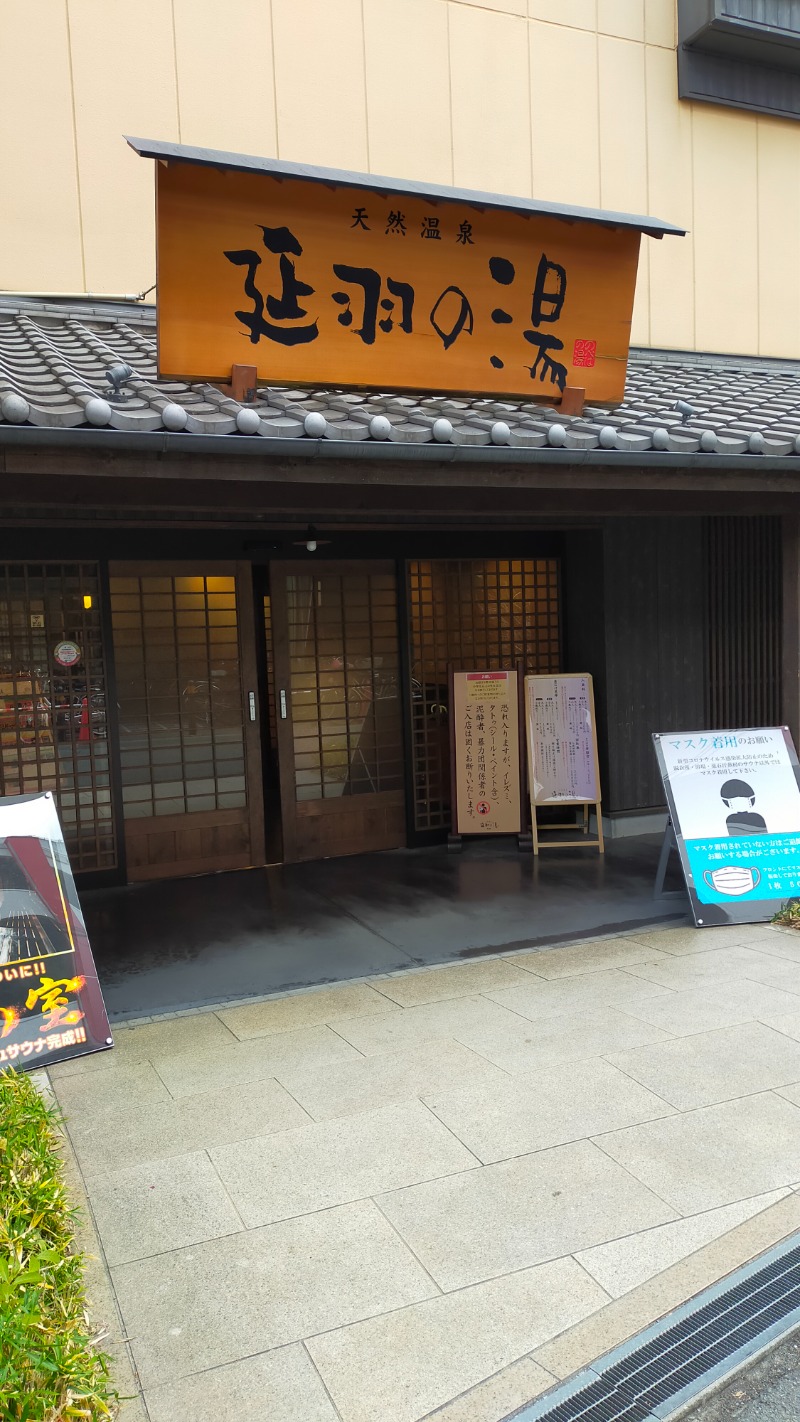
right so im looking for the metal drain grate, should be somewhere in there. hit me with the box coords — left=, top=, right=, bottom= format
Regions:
left=507, top=1232, right=800, bottom=1421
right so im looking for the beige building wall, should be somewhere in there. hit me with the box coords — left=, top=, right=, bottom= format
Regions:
left=2, top=0, right=799, bottom=359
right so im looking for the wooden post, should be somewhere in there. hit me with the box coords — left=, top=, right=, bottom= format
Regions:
left=217, top=364, right=258, bottom=403
left=560, top=386, right=586, bottom=416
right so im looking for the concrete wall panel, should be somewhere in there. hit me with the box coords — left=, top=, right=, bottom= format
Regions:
left=448, top=4, right=532, bottom=194
left=756, top=116, right=800, bottom=359
left=364, top=0, right=452, bottom=184
left=67, top=0, right=179, bottom=294
left=3, top=0, right=800, bottom=362
left=174, top=0, right=277, bottom=157
left=1, top=0, right=83, bottom=291
left=530, top=21, right=600, bottom=208
left=692, top=105, right=759, bottom=354
left=272, top=0, right=368, bottom=169
left=645, top=44, right=695, bottom=350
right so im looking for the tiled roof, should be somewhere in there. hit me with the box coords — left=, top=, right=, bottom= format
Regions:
left=2, top=297, right=800, bottom=458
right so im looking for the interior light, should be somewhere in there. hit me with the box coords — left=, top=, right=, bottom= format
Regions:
left=83, top=594, right=93, bottom=609
left=291, top=523, right=331, bottom=552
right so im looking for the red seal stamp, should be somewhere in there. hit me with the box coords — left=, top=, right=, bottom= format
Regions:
left=573, top=339, right=597, bottom=368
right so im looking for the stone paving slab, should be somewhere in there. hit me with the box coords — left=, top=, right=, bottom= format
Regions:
left=423, top=1057, right=675, bottom=1164
left=371, top=957, right=536, bottom=1007
left=47, top=922, right=800, bottom=1422
left=622, top=945, right=795, bottom=992
left=305, top=1258, right=606, bottom=1422
left=574, top=1190, right=790, bottom=1298
left=607, top=1020, right=800, bottom=1111
left=619, top=979, right=800, bottom=1038
left=596, top=1091, right=800, bottom=1213
left=275, top=1037, right=509, bottom=1121
left=209, top=1099, right=478, bottom=1226
left=155, top=1022, right=362, bottom=1097
left=144, top=1346, right=341, bottom=1422
left=533, top=1191, right=800, bottom=1382
left=217, top=980, right=401, bottom=1039
left=111, top=1200, right=436, bottom=1389
left=88, top=1149, right=245, bottom=1265
left=54, top=1072, right=309, bottom=1177
left=377, top=1137, right=677, bottom=1291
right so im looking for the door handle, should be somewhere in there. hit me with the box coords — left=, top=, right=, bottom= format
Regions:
left=248, top=691, right=256, bottom=722
left=279, top=689, right=288, bottom=719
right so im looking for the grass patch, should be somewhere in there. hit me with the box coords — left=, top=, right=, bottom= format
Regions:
left=771, top=899, right=800, bottom=930
left=0, top=1068, right=118, bottom=1421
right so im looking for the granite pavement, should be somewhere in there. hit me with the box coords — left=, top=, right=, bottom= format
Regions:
left=47, top=922, right=800, bottom=1422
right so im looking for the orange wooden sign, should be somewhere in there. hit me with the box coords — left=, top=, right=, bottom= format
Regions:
left=156, top=160, right=641, bottom=402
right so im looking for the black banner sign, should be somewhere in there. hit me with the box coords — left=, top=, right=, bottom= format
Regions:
left=0, top=792, right=112, bottom=1070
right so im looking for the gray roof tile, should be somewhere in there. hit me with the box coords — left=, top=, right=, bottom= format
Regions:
left=3, top=296, right=800, bottom=459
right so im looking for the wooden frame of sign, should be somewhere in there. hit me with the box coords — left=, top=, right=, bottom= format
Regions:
left=448, top=669, right=523, bottom=848
left=524, top=674, right=604, bottom=856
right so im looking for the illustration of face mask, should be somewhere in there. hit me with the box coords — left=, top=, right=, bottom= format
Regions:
left=703, top=866, right=761, bottom=896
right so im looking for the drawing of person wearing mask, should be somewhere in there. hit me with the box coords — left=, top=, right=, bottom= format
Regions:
left=720, top=779, right=767, bottom=836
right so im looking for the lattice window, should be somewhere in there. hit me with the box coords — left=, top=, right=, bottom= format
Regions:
left=0, top=563, right=115, bottom=872
left=110, top=574, right=247, bottom=819
left=407, top=558, right=561, bottom=832
left=286, top=571, right=403, bottom=801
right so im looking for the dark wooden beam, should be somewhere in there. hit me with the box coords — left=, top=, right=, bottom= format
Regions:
left=7, top=444, right=800, bottom=498
left=2, top=475, right=800, bottom=524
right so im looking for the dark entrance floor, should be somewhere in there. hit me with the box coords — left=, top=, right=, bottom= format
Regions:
left=81, top=833, right=690, bottom=1021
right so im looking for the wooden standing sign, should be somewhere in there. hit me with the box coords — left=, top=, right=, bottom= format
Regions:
left=525, top=675, right=603, bottom=854
left=451, top=671, right=522, bottom=838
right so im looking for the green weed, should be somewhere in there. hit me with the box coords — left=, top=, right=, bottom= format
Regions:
left=771, top=898, right=800, bottom=930
left=0, top=1068, right=118, bottom=1421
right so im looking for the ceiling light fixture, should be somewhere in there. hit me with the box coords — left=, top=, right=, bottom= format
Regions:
left=292, top=524, right=331, bottom=553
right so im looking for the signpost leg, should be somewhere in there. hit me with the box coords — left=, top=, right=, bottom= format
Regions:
left=654, top=820, right=678, bottom=898
left=530, top=803, right=603, bottom=854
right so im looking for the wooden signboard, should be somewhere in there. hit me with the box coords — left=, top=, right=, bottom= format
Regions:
left=451, top=671, right=521, bottom=839
left=152, top=157, right=641, bottom=403
left=653, top=726, right=800, bottom=927
left=0, top=792, right=113, bottom=1071
left=525, top=674, right=603, bottom=854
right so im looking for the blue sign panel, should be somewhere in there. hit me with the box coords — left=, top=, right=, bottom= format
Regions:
left=653, top=727, right=800, bottom=927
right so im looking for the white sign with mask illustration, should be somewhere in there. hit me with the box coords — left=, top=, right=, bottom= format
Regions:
left=653, top=727, right=800, bottom=926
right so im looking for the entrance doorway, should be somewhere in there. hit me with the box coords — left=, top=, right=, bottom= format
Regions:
left=108, top=563, right=265, bottom=881
left=268, top=563, right=405, bottom=861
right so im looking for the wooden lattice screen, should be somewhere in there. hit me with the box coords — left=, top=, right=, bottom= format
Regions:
left=0, top=562, right=116, bottom=872
left=705, top=517, right=782, bottom=729
left=407, top=558, right=561, bottom=832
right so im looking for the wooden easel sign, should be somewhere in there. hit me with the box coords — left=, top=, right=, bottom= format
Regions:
left=449, top=670, right=522, bottom=843
left=525, top=674, right=604, bottom=855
